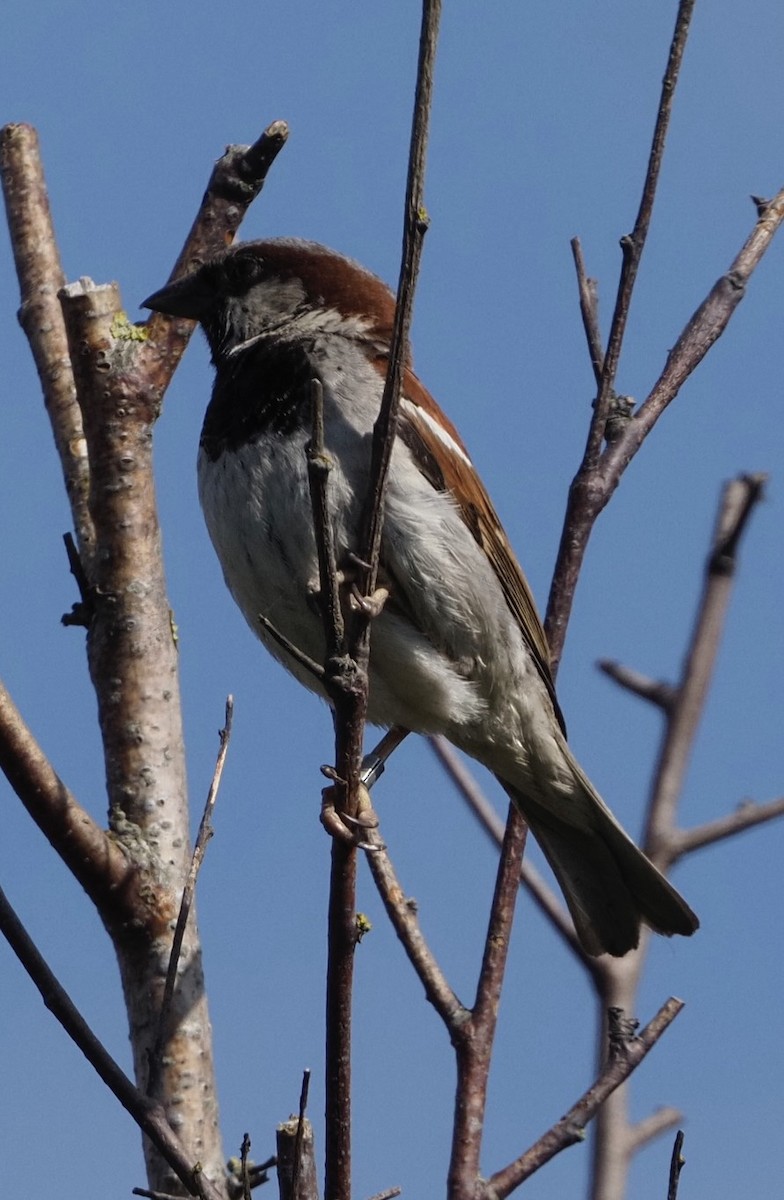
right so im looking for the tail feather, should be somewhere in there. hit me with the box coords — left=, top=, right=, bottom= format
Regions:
left=499, top=768, right=699, bottom=957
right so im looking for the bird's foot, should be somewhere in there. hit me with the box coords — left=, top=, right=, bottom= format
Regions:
left=320, top=772, right=383, bottom=851
left=348, top=583, right=389, bottom=618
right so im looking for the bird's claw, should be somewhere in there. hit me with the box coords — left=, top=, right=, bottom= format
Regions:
left=349, top=584, right=390, bottom=618
left=320, top=780, right=384, bottom=851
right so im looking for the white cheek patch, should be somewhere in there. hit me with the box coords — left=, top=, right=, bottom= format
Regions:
left=402, top=397, right=472, bottom=467
left=292, top=307, right=373, bottom=338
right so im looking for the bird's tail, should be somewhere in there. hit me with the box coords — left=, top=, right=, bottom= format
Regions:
left=497, top=748, right=699, bottom=957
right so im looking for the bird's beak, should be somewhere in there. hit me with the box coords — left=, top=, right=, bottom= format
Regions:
left=142, top=270, right=212, bottom=321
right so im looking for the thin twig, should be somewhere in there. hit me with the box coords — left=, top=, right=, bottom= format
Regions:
left=586, top=0, right=697, bottom=469
left=257, top=614, right=325, bottom=680
left=356, top=0, right=441, bottom=608
left=149, top=696, right=234, bottom=1096
left=367, top=1189, right=402, bottom=1200
left=0, top=678, right=156, bottom=934
left=486, top=998, right=684, bottom=1197
left=626, top=1107, right=682, bottom=1154
left=322, top=9, right=443, bottom=1200
left=448, top=805, right=527, bottom=1197
left=570, top=237, right=604, bottom=385
left=307, top=378, right=345, bottom=656
left=672, top=796, right=784, bottom=858
left=612, top=192, right=784, bottom=466
left=545, top=1, right=698, bottom=668
left=0, top=886, right=223, bottom=1200
left=240, top=1133, right=252, bottom=1200
left=597, top=660, right=677, bottom=712
left=291, top=1069, right=311, bottom=1200
left=667, top=1130, right=686, bottom=1200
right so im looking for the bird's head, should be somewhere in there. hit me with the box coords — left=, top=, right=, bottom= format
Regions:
left=143, top=238, right=399, bottom=361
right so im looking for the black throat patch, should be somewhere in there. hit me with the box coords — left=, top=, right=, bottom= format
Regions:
left=200, top=337, right=316, bottom=460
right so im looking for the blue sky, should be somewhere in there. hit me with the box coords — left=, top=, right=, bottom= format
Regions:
left=1, top=3, right=783, bottom=1198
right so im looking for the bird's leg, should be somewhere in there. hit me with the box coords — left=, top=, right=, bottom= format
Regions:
left=319, top=726, right=409, bottom=847
left=360, top=725, right=410, bottom=789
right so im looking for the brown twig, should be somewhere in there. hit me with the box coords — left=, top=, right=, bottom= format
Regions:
left=672, top=795, right=784, bottom=858
left=585, top=0, right=696, bottom=470
left=597, top=660, right=677, bottom=712
left=142, top=120, right=289, bottom=379
left=0, top=885, right=223, bottom=1200
left=570, top=237, right=604, bottom=386
left=149, top=696, right=234, bottom=1096
left=240, top=1133, right=253, bottom=1200
left=549, top=193, right=784, bottom=670
left=0, top=678, right=162, bottom=935
left=319, top=8, right=443, bottom=1200
left=448, top=805, right=528, bottom=1200
left=308, top=366, right=363, bottom=1200
left=667, top=1130, right=686, bottom=1200
left=291, top=1069, right=312, bottom=1200
left=485, top=998, right=684, bottom=1197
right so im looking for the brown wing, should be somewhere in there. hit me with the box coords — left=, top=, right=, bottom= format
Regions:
left=396, top=365, right=566, bottom=735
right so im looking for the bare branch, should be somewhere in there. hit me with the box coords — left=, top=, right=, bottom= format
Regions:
left=292, top=1069, right=312, bottom=1200
left=570, top=237, right=604, bottom=386
left=447, top=805, right=527, bottom=1198
left=673, top=795, right=784, bottom=858
left=0, top=123, right=95, bottom=564
left=546, top=192, right=784, bottom=671
left=150, top=696, right=234, bottom=1095
left=356, top=1, right=440, bottom=607
left=643, top=474, right=766, bottom=865
left=626, top=1107, right=682, bottom=1154
left=597, top=660, right=677, bottom=712
left=612, top=195, right=784, bottom=463
left=486, top=998, right=684, bottom=1197
left=141, top=120, right=289, bottom=383
left=257, top=614, right=326, bottom=681
left=321, top=10, right=443, bottom=1200
left=667, top=1130, right=686, bottom=1200
left=0, top=677, right=163, bottom=934
left=0, top=885, right=223, bottom=1200
left=585, top=0, right=696, bottom=468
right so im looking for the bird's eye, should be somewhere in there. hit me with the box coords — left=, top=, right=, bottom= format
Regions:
left=224, top=252, right=264, bottom=293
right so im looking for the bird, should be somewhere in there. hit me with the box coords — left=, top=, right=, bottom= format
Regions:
left=143, top=238, right=699, bottom=957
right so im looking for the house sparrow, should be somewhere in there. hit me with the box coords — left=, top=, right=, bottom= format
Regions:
left=143, top=239, right=698, bottom=957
